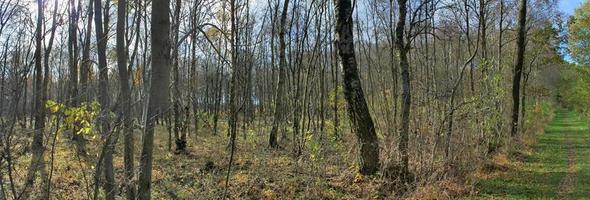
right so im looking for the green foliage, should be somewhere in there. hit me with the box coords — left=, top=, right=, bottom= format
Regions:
left=568, top=1, right=590, bottom=65
left=45, top=100, right=100, bottom=137
left=560, top=66, right=590, bottom=118
left=534, top=101, right=553, bottom=119
left=475, top=59, right=508, bottom=148
left=46, top=100, right=64, bottom=114
left=523, top=100, right=555, bottom=132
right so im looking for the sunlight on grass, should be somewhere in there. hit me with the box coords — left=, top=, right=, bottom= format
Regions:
left=466, top=110, right=590, bottom=199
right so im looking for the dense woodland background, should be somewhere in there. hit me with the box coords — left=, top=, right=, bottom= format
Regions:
left=1, top=0, right=587, bottom=199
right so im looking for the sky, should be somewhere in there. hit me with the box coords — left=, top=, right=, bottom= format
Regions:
left=560, top=0, right=586, bottom=16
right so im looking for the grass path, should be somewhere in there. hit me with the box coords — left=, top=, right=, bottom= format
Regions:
left=470, top=110, right=590, bottom=199
left=556, top=130, right=575, bottom=199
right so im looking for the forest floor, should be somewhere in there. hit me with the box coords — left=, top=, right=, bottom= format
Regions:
left=467, top=110, right=590, bottom=199
left=11, top=120, right=393, bottom=199
left=11, top=109, right=583, bottom=199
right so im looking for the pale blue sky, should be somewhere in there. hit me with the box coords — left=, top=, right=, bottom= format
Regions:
left=560, top=0, right=586, bottom=16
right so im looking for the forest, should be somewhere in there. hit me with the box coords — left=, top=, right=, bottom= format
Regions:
left=0, top=0, right=589, bottom=199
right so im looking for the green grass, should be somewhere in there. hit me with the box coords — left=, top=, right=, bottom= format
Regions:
left=468, top=110, right=590, bottom=199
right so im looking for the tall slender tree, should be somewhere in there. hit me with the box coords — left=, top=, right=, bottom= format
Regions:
left=269, top=0, right=290, bottom=148
left=334, top=0, right=380, bottom=175
left=68, top=0, right=85, bottom=155
left=172, top=0, right=186, bottom=152
left=80, top=0, right=94, bottom=103
left=23, top=0, right=47, bottom=198
left=395, top=0, right=411, bottom=183
left=94, top=0, right=114, bottom=198
left=510, top=0, right=528, bottom=137
left=138, top=0, right=171, bottom=198
left=224, top=0, right=241, bottom=197
left=116, top=0, right=135, bottom=199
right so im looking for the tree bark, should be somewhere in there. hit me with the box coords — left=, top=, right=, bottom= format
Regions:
left=68, top=0, right=86, bottom=157
left=172, top=0, right=187, bottom=152
left=395, top=0, right=411, bottom=182
left=138, top=0, right=171, bottom=198
left=269, top=0, right=290, bottom=148
left=511, top=0, right=527, bottom=137
left=23, top=0, right=47, bottom=198
left=334, top=0, right=380, bottom=175
left=80, top=0, right=94, bottom=103
left=94, top=0, right=115, bottom=198
left=116, top=0, right=135, bottom=199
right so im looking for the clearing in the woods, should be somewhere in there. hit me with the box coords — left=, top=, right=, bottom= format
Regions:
left=470, top=110, right=590, bottom=199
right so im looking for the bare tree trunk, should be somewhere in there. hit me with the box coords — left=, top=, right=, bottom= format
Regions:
left=479, top=0, right=487, bottom=60
left=269, top=0, right=290, bottom=148
left=329, top=18, right=340, bottom=140
left=0, top=37, right=7, bottom=118
left=23, top=0, right=47, bottom=198
left=138, top=0, right=171, bottom=198
left=80, top=0, right=94, bottom=103
left=334, top=0, right=380, bottom=175
left=395, top=0, right=411, bottom=183
left=189, top=3, right=199, bottom=138
left=224, top=0, right=240, bottom=197
left=510, top=0, right=527, bottom=137
left=68, top=0, right=86, bottom=157
left=25, top=0, right=58, bottom=197
left=319, top=10, right=326, bottom=141
left=94, top=0, right=114, bottom=198
left=116, top=0, right=135, bottom=199
left=497, top=0, right=503, bottom=70
left=172, top=0, right=187, bottom=152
